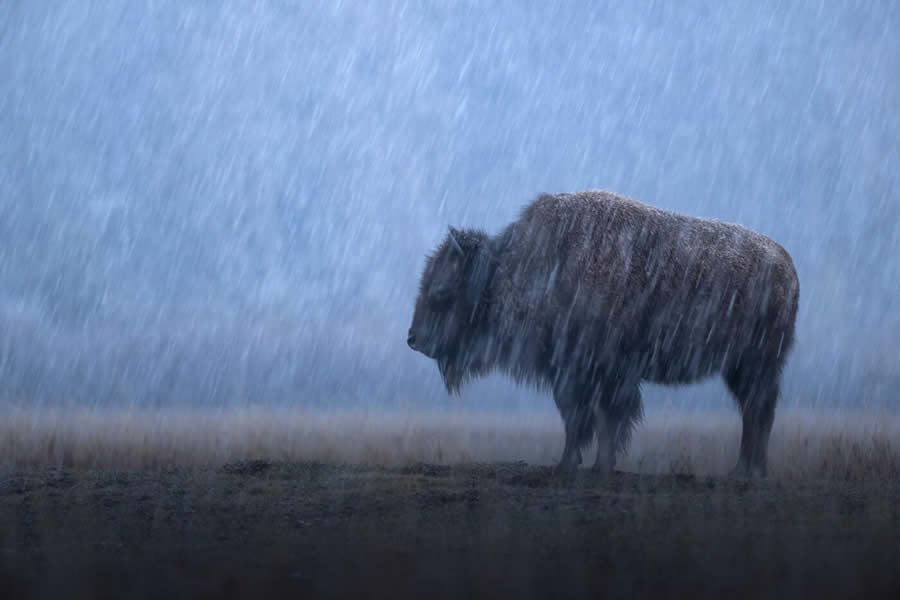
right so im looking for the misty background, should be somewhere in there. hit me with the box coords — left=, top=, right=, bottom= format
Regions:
left=0, top=1, right=897, bottom=415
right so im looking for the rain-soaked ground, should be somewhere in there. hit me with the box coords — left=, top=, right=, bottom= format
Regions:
left=2, top=460, right=899, bottom=599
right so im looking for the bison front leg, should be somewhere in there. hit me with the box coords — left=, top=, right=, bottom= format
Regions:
left=592, top=382, right=642, bottom=474
left=591, top=404, right=615, bottom=474
left=552, top=378, right=593, bottom=473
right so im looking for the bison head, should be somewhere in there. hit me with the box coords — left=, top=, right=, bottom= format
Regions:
left=408, top=226, right=494, bottom=393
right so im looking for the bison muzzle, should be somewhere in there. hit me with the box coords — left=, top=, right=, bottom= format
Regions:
left=408, top=190, right=799, bottom=477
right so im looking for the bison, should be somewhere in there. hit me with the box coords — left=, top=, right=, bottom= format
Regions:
left=407, top=190, right=799, bottom=477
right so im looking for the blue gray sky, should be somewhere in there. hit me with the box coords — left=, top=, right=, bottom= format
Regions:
left=1, top=1, right=897, bottom=411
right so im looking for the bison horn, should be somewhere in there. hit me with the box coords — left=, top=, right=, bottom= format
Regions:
left=447, top=226, right=465, bottom=256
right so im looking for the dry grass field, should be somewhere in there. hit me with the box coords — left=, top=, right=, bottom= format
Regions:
left=2, top=407, right=900, bottom=599
left=1, top=406, right=899, bottom=481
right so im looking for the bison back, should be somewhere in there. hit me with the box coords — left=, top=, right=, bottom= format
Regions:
left=493, top=191, right=799, bottom=382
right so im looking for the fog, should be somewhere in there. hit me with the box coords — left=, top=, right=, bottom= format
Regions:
left=1, top=1, right=897, bottom=414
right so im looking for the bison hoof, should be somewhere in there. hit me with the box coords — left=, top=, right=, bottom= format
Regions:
left=591, top=462, right=615, bottom=476
left=553, top=463, right=578, bottom=476
left=729, top=462, right=767, bottom=479
left=553, top=458, right=581, bottom=475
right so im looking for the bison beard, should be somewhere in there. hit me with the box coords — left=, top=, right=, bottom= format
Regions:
left=437, top=355, right=463, bottom=395
left=408, top=190, right=800, bottom=477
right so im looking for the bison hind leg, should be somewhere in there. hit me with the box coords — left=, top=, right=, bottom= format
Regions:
left=725, top=364, right=781, bottom=478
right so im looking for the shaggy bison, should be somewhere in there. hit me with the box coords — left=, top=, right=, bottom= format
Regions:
left=408, top=190, right=799, bottom=477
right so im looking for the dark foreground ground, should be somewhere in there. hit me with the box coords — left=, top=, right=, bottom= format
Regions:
left=1, top=461, right=898, bottom=599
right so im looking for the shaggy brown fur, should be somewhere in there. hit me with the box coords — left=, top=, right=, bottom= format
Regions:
left=408, top=190, right=799, bottom=476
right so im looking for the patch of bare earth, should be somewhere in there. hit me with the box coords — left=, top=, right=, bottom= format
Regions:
left=1, top=461, right=899, bottom=599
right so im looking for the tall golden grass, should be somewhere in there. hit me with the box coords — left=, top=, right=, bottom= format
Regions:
left=1, top=406, right=897, bottom=481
